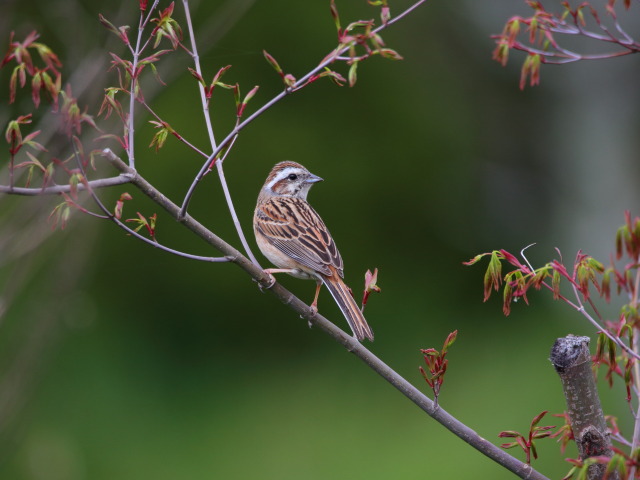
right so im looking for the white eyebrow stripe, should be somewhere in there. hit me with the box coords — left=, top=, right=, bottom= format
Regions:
left=266, top=167, right=303, bottom=190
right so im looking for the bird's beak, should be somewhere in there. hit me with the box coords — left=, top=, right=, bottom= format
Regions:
left=306, top=173, right=323, bottom=184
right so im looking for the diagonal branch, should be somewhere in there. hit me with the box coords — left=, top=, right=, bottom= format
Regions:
left=103, top=147, right=549, bottom=480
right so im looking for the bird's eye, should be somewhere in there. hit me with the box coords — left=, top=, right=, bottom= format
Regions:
left=288, top=174, right=298, bottom=181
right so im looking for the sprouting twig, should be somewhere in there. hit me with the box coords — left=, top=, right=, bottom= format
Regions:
left=214, top=136, right=261, bottom=266
left=568, top=282, right=640, bottom=361
left=126, top=1, right=162, bottom=169
left=178, top=0, right=429, bottom=218
left=182, top=0, right=216, bottom=147
left=139, top=99, right=209, bottom=157
left=182, top=0, right=260, bottom=266
left=84, top=149, right=229, bottom=263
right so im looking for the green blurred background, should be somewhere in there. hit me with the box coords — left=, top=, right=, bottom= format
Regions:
left=1, top=0, right=639, bottom=478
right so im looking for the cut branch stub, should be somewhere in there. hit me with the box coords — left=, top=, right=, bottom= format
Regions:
left=550, top=335, right=618, bottom=480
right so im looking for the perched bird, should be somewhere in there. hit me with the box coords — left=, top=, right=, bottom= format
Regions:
left=253, top=161, right=374, bottom=342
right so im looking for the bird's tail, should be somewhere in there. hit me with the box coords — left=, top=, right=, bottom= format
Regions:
left=322, top=275, right=374, bottom=342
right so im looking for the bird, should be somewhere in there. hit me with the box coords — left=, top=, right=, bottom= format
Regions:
left=253, top=161, right=374, bottom=342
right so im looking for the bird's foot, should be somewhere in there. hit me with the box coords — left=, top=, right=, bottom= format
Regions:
left=307, top=304, right=318, bottom=329
left=258, top=271, right=277, bottom=292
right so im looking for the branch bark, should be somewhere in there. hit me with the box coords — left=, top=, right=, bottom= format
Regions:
left=0, top=174, right=131, bottom=195
left=102, top=148, right=549, bottom=480
left=550, top=335, right=618, bottom=480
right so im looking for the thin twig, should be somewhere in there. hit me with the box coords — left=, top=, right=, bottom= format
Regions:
left=81, top=149, right=230, bottom=263
left=178, top=83, right=289, bottom=218
left=182, top=0, right=216, bottom=147
left=137, top=0, right=162, bottom=54
left=178, top=0, right=429, bottom=218
left=511, top=41, right=637, bottom=64
left=128, top=15, right=144, bottom=168
left=128, top=1, right=162, bottom=168
left=568, top=283, right=640, bottom=361
left=614, top=17, right=634, bottom=45
left=510, top=248, right=640, bottom=361
left=0, top=175, right=132, bottom=195
left=181, top=0, right=260, bottom=266
left=138, top=99, right=209, bottom=157
left=215, top=141, right=261, bottom=267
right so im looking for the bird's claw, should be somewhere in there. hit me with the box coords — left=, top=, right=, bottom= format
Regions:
left=307, top=304, right=318, bottom=329
left=258, top=272, right=277, bottom=292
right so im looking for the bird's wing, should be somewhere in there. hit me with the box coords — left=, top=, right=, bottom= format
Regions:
left=255, top=197, right=343, bottom=277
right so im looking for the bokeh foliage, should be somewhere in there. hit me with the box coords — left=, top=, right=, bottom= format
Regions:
left=1, top=1, right=639, bottom=479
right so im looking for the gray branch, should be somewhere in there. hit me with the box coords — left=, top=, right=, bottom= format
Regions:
left=550, top=335, right=618, bottom=480
left=0, top=174, right=132, bottom=196
left=101, top=148, right=549, bottom=480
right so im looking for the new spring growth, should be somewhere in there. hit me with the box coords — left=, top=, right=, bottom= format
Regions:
left=420, top=330, right=457, bottom=405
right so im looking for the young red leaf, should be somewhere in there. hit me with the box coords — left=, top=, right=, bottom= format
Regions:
left=551, top=269, right=561, bottom=300
left=114, top=192, right=133, bottom=219
left=348, top=61, right=358, bottom=87
left=502, top=280, right=513, bottom=316
left=238, top=85, right=259, bottom=117
left=329, top=0, right=341, bottom=33
left=498, top=430, right=523, bottom=438
left=263, top=50, right=282, bottom=75
left=283, top=73, right=296, bottom=88
left=483, top=251, right=503, bottom=301
left=188, top=67, right=204, bottom=84
left=463, top=253, right=490, bottom=266
left=49, top=201, right=71, bottom=230
left=8, top=64, right=25, bottom=103
left=232, top=83, right=240, bottom=106
left=378, top=48, right=403, bottom=60
left=98, top=14, right=120, bottom=37
left=311, top=67, right=346, bottom=87
left=442, top=330, right=457, bottom=352
left=498, top=249, right=521, bottom=267
left=31, top=70, right=42, bottom=107
left=243, top=85, right=259, bottom=105
left=530, top=410, right=548, bottom=429
left=380, top=5, right=390, bottom=25
left=364, top=268, right=381, bottom=294
left=22, top=130, right=46, bottom=152
left=148, top=120, right=171, bottom=152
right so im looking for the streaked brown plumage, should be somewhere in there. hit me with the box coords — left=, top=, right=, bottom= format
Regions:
left=253, top=161, right=374, bottom=342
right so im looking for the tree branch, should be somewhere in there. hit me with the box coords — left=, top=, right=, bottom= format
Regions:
left=182, top=0, right=261, bottom=267
left=550, top=335, right=618, bottom=480
left=102, top=147, right=548, bottom=480
left=126, top=0, right=161, bottom=169
left=0, top=174, right=132, bottom=195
